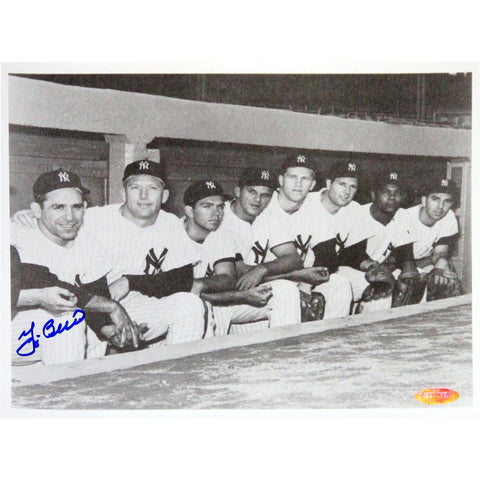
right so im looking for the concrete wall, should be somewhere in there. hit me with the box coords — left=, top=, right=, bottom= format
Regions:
left=9, top=76, right=471, bottom=157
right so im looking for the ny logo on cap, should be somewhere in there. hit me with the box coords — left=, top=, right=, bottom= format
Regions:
left=261, top=170, right=270, bottom=180
left=58, top=171, right=70, bottom=182
left=206, top=181, right=216, bottom=189
left=389, top=172, right=398, bottom=180
left=348, top=163, right=356, bottom=172
left=441, top=179, right=449, bottom=187
left=297, top=155, right=306, bottom=163
left=139, top=160, right=150, bottom=170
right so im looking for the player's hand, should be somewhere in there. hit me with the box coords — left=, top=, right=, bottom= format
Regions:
left=360, top=259, right=380, bottom=272
left=109, top=303, right=145, bottom=350
left=242, top=284, right=273, bottom=307
left=301, top=267, right=330, bottom=285
left=100, top=324, right=126, bottom=349
left=109, top=276, right=130, bottom=301
left=431, top=270, right=450, bottom=286
left=11, top=209, right=37, bottom=228
left=38, top=287, right=78, bottom=314
left=236, top=265, right=268, bottom=291
left=190, top=278, right=205, bottom=296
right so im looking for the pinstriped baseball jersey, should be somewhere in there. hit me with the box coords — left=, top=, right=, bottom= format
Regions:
left=11, top=222, right=111, bottom=364
left=73, top=204, right=205, bottom=345
left=309, top=189, right=362, bottom=249
left=217, top=201, right=254, bottom=262
left=290, top=192, right=339, bottom=266
left=403, top=204, right=459, bottom=259
left=11, top=223, right=111, bottom=285
left=182, top=226, right=236, bottom=278
left=333, top=203, right=413, bottom=263
left=82, top=205, right=199, bottom=290
left=245, top=192, right=297, bottom=266
left=264, top=189, right=360, bottom=267
left=246, top=190, right=357, bottom=267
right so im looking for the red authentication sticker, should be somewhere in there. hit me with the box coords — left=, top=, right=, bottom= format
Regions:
left=415, top=388, right=459, bottom=405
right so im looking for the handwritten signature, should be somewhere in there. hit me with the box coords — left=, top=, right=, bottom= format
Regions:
left=16, top=309, right=86, bottom=357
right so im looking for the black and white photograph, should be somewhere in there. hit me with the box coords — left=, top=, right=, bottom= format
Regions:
left=2, top=69, right=473, bottom=411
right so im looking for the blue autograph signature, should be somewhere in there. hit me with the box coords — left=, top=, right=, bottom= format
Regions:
left=16, top=309, right=86, bottom=357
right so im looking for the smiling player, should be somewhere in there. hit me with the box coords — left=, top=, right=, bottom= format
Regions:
left=11, top=169, right=139, bottom=365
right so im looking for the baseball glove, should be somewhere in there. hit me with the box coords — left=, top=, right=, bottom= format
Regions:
left=426, top=268, right=463, bottom=302
left=355, top=264, right=396, bottom=314
left=300, top=290, right=326, bottom=322
left=391, top=271, right=428, bottom=307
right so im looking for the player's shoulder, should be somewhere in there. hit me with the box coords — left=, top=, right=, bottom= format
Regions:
left=207, top=226, right=235, bottom=246
left=156, top=209, right=184, bottom=229
left=253, top=191, right=281, bottom=222
left=10, top=221, right=39, bottom=246
left=404, top=204, right=421, bottom=221
left=392, top=207, right=409, bottom=222
left=305, top=191, right=321, bottom=204
left=437, top=208, right=458, bottom=230
left=351, top=201, right=369, bottom=213
left=158, top=208, right=182, bottom=222
left=262, top=190, right=281, bottom=212
left=336, top=199, right=362, bottom=220
left=85, top=203, right=122, bottom=222
left=346, top=199, right=362, bottom=211
left=443, top=208, right=457, bottom=222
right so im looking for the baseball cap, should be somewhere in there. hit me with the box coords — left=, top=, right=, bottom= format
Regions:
left=183, top=179, right=226, bottom=207
left=328, top=160, right=361, bottom=180
left=281, top=154, right=316, bottom=175
left=238, top=167, right=277, bottom=189
left=122, top=159, right=166, bottom=183
left=424, top=176, right=459, bottom=199
left=33, top=169, right=90, bottom=198
left=373, top=169, right=405, bottom=190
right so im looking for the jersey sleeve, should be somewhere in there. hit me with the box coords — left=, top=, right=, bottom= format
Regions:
left=310, top=218, right=336, bottom=248
left=257, top=210, right=294, bottom=251
left=437, top=210, right=459, bottom=238
left=75, top=229, right=114, bottom=284
left=389, top=208, right=415, bottom=248
left=210, top=230, right=236, bottom=267
left=245, top=212, right=294, bottom=265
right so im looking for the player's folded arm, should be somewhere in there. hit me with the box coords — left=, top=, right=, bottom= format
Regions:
left=312, top=238, right=340, bottom=273
left=73, top=275, right=115, bottom=336
left=200, top=289, right=249, bottom=306
left=267, top=242, right=304, bottom=274
left=194, top=258, right=237, bottom=294
left=15, top=261, right=114, bottom=337
left=125, top=263, right=195, bottom=298
left=430, top=244, right=452, bottom=270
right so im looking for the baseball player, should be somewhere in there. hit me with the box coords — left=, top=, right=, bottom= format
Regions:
left=183, top=177, right=300, bottom=336
left=244, top=155, right=354, bottom=320
left=403, top=176, right=460, bottom=279
left=12, top=160, right=207, bottom=346
left=335, top=169, right=417, bottom=305
left=11, top=169, right=139, bottom=365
